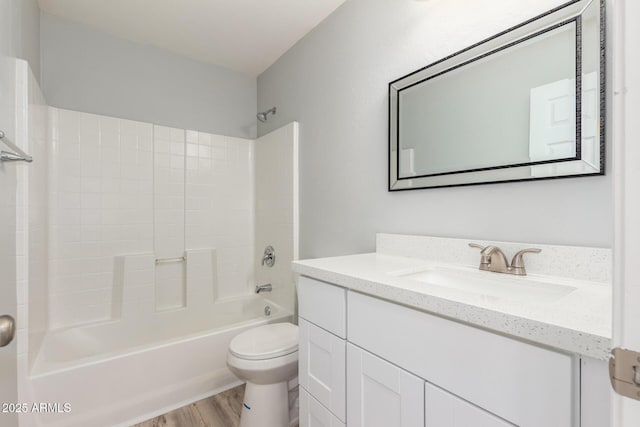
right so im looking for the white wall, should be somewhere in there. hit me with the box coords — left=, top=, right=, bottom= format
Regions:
left=17, top=64, right=49, bottom=426
left=257, top=0, right=613, bottom=258
left=40, top=13, right=257, bottom=139
left=0, top=56, right=22, bottom=427
left=0, top=56, right=47, bottom=427
left=612, top=0, right=640, bottom=424
left=0, top=0, right=40, bottom=80
left=254, top=123, right=299, bottom=314
left=24, top=69, right=49, bottom=363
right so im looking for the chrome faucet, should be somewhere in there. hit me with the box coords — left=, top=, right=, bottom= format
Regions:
left=469, top=243, right=541, bottom=276
left=262, top=246, right=275, bottom=267
left=255, top=283, right=272, bottom=294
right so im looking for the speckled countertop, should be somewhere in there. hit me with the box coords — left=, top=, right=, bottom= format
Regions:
left=292, top=234, right=612, bottom=360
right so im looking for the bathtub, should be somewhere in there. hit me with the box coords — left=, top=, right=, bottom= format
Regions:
left=24, top=295, right=292, bottom=427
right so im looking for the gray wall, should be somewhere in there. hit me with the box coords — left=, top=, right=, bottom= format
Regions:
left=257, top=0, right=613, bottom=258
left=0, top=0, right=40, bottom=80
left=40, top=13, right=257, bottom=138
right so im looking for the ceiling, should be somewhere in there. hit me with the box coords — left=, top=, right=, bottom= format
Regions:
left=38, top=0, right=348, bottom=76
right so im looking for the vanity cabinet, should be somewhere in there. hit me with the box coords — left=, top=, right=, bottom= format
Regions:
left=347, top=344, right=424, bottom=427
left=297, top=275, right=595, bottom=427
left=298, top=276, right=347, bottom=426
left=424, top=383, right=514, bottom=427
left=299, top=318, right=346, bottom=421
left=346, top=341, right=514, bottom=427
left=300, top=388, right=345, bottom=427
left=347, top=291, right=575, bottom=427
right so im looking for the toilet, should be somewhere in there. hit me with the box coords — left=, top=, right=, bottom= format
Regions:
left=227, top=322, right=299, bottom=427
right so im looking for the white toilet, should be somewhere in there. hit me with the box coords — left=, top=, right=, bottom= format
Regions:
left=227, top=322, right=299, bottom=427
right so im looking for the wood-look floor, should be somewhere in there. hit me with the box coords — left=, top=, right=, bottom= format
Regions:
left=133, top=385, right=245, bottom=427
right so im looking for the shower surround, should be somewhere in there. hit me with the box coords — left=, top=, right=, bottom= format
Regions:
left=47, top=110, right=255, bottom=327
left=11, top=59, right=299, bottom=427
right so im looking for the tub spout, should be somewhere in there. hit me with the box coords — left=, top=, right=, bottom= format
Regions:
left=255, top=284, right=272, bottom=294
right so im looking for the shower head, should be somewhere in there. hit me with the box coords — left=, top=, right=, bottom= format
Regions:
left=257, top=107, right=277, bottom=123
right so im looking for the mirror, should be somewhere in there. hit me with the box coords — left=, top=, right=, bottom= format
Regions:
left=389, top=0, right=604, bottom=190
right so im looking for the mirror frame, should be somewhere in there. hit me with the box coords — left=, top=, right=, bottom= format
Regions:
left=388, top=0, right=605, bottom=191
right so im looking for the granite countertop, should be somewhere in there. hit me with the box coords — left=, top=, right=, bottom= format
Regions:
left=292, top=252, right=612, bottom=360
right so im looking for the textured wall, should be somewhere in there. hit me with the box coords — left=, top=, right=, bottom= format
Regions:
left=40, top=13, right=257, bottom=139
left=257, top=0, right=613, bottom=258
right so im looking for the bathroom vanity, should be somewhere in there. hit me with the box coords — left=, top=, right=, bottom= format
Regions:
left=293, top=234, right=612, bottom=427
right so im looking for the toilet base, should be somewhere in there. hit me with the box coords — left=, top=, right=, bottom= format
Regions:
left=240, top=381, right=289, bottom=427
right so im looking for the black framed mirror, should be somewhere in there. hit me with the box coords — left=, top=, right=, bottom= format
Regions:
left=389, top=0, right=604, bottom=190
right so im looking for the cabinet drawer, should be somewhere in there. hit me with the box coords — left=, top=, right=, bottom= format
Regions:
left=348, top=291, right=576, bottom=427
left=300, top=388, right=345, bottom=427
left=298, top=276, right=346, bottom=338
left=425, top=382, right=514, bottom=427
left=299, top=318, right=346, bottom=421
left=347, top=343, right=424, bottom=427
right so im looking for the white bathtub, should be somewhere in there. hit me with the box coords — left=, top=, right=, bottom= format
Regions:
left=24, top=295, right=292, bottom=427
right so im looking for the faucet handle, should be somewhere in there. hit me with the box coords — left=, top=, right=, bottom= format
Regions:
left=511, top=248, right=542, bottom=267
left=468, top=243, right=486, bottom=250
left=262, top=246, right=275, bottom=267
left=510, top=248, right=541, bottom=275
left=468, top=243, right=491, bottom=267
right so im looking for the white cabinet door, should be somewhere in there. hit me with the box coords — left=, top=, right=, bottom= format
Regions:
left=425, top=382, right=515, bottom=427
left=300, top=388, right=345, bottom=427
left=299, top=318, right=346, bottom=421
left=347, top=344, right=424, bottom=427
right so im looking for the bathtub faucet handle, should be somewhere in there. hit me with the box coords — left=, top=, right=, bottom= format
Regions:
left=255, top=284, right=272, bottom=294
left=262, top=246, right=275, bottom=267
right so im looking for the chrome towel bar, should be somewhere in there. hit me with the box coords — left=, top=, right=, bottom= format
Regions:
left=155, top=256, right=186, bottom=265
left=0, top=130, right=32, bottom=163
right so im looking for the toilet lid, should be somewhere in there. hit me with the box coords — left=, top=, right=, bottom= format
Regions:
left=229, top=323, right=298, bottom=360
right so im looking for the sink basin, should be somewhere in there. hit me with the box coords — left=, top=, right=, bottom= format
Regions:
left=394, top=267, right=577, bottom=302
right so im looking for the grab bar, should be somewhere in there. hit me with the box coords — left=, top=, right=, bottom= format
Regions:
left=0, top=130, right=33, bottom=163
left=155, top=256, right=186, bottom=265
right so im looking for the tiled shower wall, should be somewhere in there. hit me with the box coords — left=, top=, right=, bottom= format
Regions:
left=48, top=110, right=154, bottom=327
left=48, top=109, right=254, bottom=328
left=153, top=126, right=185, bottom=310
left=184, top=130, right=254, bottom=299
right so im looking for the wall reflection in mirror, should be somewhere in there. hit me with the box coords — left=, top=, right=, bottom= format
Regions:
left=389, top=0, right=604, bottom=190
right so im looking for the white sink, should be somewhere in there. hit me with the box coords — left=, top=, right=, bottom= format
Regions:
left=392, top=266, right=577, bottom=302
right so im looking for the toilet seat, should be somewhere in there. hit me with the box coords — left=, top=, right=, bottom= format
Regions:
left=229, top=323, right=298, bottom=360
